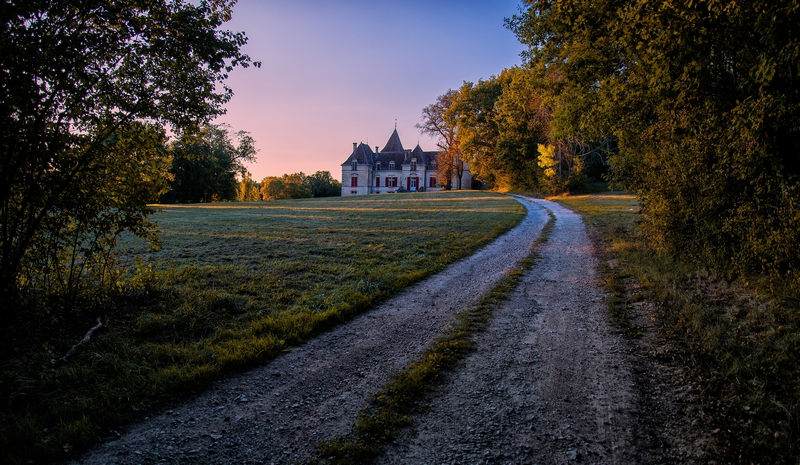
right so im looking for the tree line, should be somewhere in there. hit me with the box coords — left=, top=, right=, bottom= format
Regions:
left=159, top=123, right=340, bottom=203
left=418, top=67, right=610, bottom=194
left=420, top=0, right=800, bottom=280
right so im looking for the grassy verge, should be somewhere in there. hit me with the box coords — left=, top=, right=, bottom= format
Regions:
left=553, top=192, right=800, bottom=463
left=0, top=192, right=525, bottom=465
left=317, top=209, right=556, bottom=464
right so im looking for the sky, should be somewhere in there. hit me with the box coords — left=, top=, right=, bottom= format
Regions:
left=215, top=0, right=528, bottom=182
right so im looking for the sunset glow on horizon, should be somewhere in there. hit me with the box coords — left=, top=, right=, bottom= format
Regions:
left=214, top=0, right=526, bottom=183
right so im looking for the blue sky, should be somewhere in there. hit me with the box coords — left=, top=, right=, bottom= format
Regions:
left=217, top=0, right=527, bottom=181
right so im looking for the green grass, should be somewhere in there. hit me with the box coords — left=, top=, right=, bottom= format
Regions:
left=0, top=191, right=525, bottom=465
left=317, top=210, right=556, bottom=464
left=554, top=192, right=800, bottom=464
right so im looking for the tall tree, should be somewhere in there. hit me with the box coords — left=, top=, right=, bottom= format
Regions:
left=237, top=172, right=260, bottom=201
left=417, top=90, right=465, bottom=190
left=448, top=78, right=504, bottom=188
left=304, top=171, right=342, bottom=197
left=0, top=0, right=257, bottom=313
left=163, top=124, right=258, bottom=203
left=445, top=68, right=553, bottom=191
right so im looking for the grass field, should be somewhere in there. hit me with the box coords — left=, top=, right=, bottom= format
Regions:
left=0, top=191, right=525, bottom=465
left=554, top=192, right=800, bottom=463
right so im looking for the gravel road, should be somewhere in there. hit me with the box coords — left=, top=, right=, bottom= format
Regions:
left=70, top=197, right=550, bottom=465
left=70, top=196, right=703, bottom=465
left=379, top=199, right=656, bottom=464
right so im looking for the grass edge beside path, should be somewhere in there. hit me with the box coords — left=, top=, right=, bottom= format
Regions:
left=553, top=192, right=800, bottom=464
left=316, top=207, right=557, bottom=464
left=0, top=192, right=525, bottom=465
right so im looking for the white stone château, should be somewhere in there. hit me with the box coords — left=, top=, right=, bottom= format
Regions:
left=341, top=128, right=471, bottom=196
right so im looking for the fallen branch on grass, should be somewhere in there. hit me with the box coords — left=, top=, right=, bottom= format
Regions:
left=61, top=317, right=103, bottom=362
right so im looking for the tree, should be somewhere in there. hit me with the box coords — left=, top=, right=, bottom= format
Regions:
left=0, top=0, right=257, bottom=313
left=162, top=124, right=258, bottom=203
left=260, top=177, right=286, bottom=200
left=260, top=173, right=313, bottom=200
left=237, top=172, right=260, bottom=201
left=508, top=0, right=800, bottom=277
left=444, top=68, right=553, bottom=191
left=304, top=171, right=342, bottom=197
left=417, top=90, right=465, bottom=190
left=20, top=122, right=172, bottom=307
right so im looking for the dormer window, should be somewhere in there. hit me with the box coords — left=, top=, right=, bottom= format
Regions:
left=410, top=158, right=417, bottom=171
left=389, top=161, right=395, bottom=170
left=352, top=160, right=357, bottom=170
left=376, top=162, right=381, bottom=171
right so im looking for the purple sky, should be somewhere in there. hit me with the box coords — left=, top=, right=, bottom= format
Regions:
left=216, top=0, right=527, bottom=182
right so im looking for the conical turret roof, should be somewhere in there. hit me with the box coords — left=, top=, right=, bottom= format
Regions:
left=381, top=128, right=404, bottom=153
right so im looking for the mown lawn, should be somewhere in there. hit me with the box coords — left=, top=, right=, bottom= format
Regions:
left=0, top=191, right=525, bottom=465
left=554, top=192, right=800, bottom=463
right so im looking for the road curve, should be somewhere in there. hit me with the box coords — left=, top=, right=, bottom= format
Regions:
left=71, top=197, right=550, bottom=464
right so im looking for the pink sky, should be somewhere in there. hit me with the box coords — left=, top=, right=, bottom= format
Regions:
left=215, top=0, right=527, bottom=182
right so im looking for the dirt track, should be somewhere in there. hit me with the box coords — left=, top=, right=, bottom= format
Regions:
left=379, top=199, right=653, bottom=464
left=70, top=197, right=702, bottom=464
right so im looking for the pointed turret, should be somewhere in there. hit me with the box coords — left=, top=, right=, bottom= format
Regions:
left=410, top=144, right=427, bottom=164
left=381, top=128, right=404, bottom=153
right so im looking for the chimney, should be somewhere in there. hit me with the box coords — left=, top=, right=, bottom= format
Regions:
left=376, top=146, right=379, bottom=153
left=353, top=142, right=357, bottom=151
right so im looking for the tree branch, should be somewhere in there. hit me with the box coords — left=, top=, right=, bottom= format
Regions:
left=61, top=317, right=103, bottom=362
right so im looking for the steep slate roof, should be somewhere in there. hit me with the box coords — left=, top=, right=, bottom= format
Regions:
left=341, top=143, right=375, bottom=165
left=342, top=129, right=443, bottom=169
left=381, top=129, right=405, bottom=153
left=409, top=144, right=428, bottom=165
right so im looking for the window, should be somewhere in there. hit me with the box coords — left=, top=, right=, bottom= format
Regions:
left=375, top=176, right=380, bottom=187
left=429, top=177, right=437, bottom=188
left=351, top=161, right=357, bottom=170
left=389, top=161, right=395, bottom=170
left=431, top=160, right=437, bottom=169
left=410, top=158, right=416, bottom=171
left=351, top=176, right=358, bottom=187
left=376, top=162, right=381, bottom=170
left=385, top=176, right=397, bottom=187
